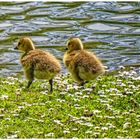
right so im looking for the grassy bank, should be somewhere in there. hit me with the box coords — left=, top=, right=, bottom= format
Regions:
left=0, top=69, right=140, bottom=138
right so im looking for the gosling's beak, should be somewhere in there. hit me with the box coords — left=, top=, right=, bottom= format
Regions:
left=65, top=47, right=68, bottom=50
left=14, top=46, right=18, bottom=50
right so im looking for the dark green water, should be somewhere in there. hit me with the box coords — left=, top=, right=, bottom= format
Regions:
left=1, top=1, right=140, bottom=76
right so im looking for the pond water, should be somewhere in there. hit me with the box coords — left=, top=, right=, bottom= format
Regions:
left=1, top=1, right=140, bottom=76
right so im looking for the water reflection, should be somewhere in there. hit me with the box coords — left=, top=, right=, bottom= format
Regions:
left=0, top=1, right=140, bottom=76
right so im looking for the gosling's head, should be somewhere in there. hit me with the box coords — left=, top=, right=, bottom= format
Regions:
left=14, top=37, right=35, bottom=53
left=66, top=37, right=84, bottom=52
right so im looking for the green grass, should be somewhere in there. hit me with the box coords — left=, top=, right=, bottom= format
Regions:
left=0, top=69, right=140, bottom=138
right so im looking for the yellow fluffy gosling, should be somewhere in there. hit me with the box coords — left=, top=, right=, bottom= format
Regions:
left=15, top=37, right=61, bottom=92
left=63, top=37, right=105, bottom=86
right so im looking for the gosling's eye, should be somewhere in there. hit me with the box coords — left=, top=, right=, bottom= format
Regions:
left=18, top=42, right=21, bottom=46
left=68, top=42, right=71, bottom=46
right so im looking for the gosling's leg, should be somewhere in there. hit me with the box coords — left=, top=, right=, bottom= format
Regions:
left=25, top=65, right=34, bottom=89
left=80, top=81, right=88, bottom=86
left=49, top=79, right=53, bottom=92
left=26, top=80, right=33, bottom=88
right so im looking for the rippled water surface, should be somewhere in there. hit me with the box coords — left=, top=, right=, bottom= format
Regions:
left=1, top=1, right=140, bottom=76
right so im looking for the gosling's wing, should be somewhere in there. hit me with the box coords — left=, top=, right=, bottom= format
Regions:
left=74, top=51, right=104, bottom=80
left=22, top=50, right=61, bottom=73
left=74, top=50, right=104, bottom=73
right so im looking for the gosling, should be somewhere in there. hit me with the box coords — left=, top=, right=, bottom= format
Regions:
left=63, top=37, right=105, bottom=86
left=14, top=37, right=61, bottom=92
